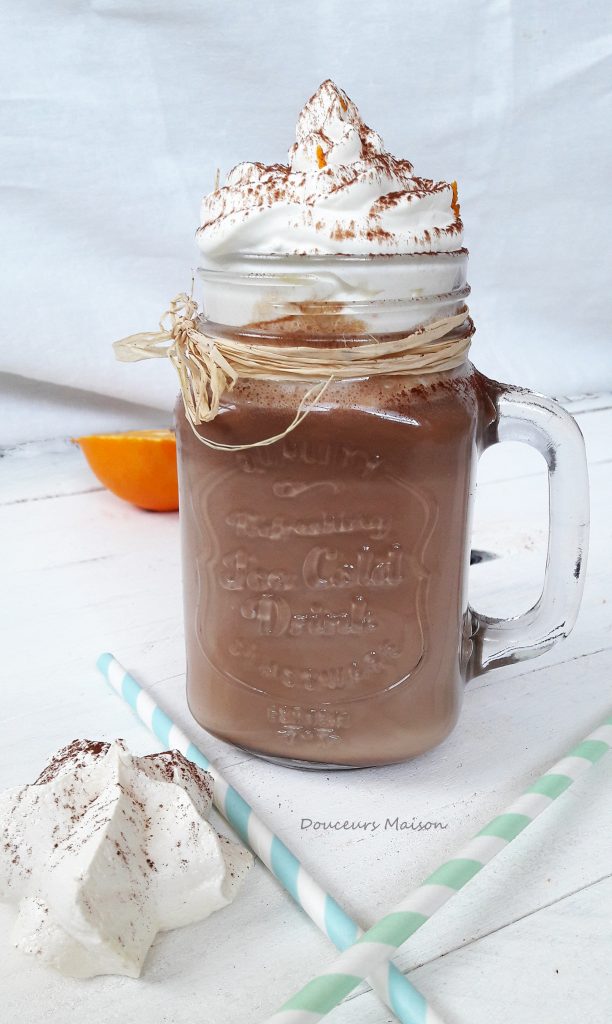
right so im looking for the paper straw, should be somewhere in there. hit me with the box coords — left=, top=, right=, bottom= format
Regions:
left=263, top=712, right=612, bottom=1024
left=97, top=653, right=442, bottom=1024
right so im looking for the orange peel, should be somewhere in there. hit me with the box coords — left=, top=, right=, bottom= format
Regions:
left=451, top=180, right=461, bottom=219
left=75, top=430, right=179, bottom=512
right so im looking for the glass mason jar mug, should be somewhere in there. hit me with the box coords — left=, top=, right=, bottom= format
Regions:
left=175, top=252, right=589, bottom=768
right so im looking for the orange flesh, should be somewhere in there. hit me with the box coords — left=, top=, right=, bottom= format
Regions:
left=316, top=144, right=327, bottom=169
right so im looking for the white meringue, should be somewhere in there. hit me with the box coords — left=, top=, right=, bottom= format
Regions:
left=0, top=739, right=252, bottom=978
left=197, top=79, right=462, bottom=258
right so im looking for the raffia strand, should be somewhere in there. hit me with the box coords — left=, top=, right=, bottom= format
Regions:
left=114, top=292, right=473, bottom=451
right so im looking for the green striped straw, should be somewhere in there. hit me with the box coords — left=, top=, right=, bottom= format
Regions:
left=97, top=653, right=443, bottom=1024
left=264, top=712, right=612, bottom=1024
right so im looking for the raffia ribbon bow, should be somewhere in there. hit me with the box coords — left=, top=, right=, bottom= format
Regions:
left=114, top=293, right=238, bottom=424
left=114, top=293, right=474, bottom=450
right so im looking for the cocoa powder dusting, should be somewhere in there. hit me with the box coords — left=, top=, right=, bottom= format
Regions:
left=35, top=739, right=110, bottom=785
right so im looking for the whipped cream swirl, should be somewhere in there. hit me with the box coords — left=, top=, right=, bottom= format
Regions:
left=0, top=740, right=252, bottom=978
left=197, top=80, right=463, bottom=258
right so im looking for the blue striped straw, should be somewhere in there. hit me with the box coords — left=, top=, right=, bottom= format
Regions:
left=97, top=653, right=443, bottom=1024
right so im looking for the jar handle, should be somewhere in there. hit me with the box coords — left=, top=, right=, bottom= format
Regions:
left=467, top=385, right=589, bottom=679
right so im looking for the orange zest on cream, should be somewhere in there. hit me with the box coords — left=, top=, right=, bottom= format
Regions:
left=451, top=180, right=461, bottom=219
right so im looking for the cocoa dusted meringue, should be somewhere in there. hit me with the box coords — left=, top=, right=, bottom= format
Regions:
left=197, top=80, right=463, bottom=257
left=0, top=740, right=252, bottom=978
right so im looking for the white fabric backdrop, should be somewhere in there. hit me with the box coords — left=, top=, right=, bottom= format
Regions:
left=1, top=0, right=611, bottom=444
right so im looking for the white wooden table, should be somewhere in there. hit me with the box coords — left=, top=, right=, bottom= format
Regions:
left=1, top=394, right=611, bottom=1024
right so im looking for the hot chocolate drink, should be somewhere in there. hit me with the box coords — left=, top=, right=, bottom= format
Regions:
left=168, top=80, right=588, bottom=767
left=177, top=367, right=497, bottom=766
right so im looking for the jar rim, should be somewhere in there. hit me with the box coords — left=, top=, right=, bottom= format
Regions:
left=199, top=248, right=468, bottom=267
left=197, top=249, right=470, bottom=335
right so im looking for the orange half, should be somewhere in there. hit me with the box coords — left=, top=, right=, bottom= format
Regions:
left=76, top=430, right=179, bottom=512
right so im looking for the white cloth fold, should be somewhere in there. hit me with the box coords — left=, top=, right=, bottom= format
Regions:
left=1, top=0, right=611, bottom=443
